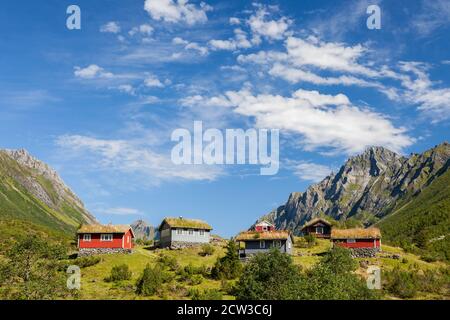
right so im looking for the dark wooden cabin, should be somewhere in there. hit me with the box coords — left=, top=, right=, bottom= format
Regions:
left=300, top=218, right=332, bottom=238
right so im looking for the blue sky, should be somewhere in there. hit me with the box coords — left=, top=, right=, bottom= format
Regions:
left=0, top=0, right=449, bottom=237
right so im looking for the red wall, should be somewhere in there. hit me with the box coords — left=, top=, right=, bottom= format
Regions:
left=333, top=239, right=380, bottom=249
left=78, top=229, right=134, bottom=249
left=255, top=225, right=274, bottom=232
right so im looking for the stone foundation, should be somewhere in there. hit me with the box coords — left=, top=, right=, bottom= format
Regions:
left=169, top=241, right=208, bottom=250
left=349, top=247, right=380, bottom=258
left=78, top=248, right=133, bottom=257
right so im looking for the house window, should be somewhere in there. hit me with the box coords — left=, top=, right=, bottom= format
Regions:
left=177, top=229, right=182, bottom=235
left=200, top=230, right=205, bottom=236
left=347, top=239, right=356, bottom=243
left=189, top=229, right=193, bottom=235
left=83, top=234, right=91, bottom=242
left=316, top=227, right=324, bottom=234
left=260, top=240, right=266, bottom=249
left=262, top=226, right=268, bottom=231
left=274, top=240, right=282, bottom=248
left=100, top=234, right=113, bottom=241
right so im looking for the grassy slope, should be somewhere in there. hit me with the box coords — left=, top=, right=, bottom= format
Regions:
left=79, top=245, right=229, bottom=300
left=0, top=151, right=88, bottom=236
left=77, top=239, right=447, bottom=300
left=377, top=169, right=450, bottom=261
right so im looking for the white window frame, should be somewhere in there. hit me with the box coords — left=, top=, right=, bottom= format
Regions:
left=177, top=229, right=182, bottom=235
left=316, top=226, right=324, bottom=234
left=347, top=239, right=356, bottom=243
left=100, top=234, right=113, bottom=242
left=188, top=229, right=194, bottom=235
left=274, top=240, right=282, bottom=248
left=199, top=230, right=205, bottom=236
left=83, top=234, right=91, bottom=242
left=260, top=240, right=266, bottom=249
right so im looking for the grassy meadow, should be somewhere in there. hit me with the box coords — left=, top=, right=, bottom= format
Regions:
left=73, top=238, right=448, bottom=300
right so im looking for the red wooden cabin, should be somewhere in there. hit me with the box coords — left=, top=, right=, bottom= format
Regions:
left=77, top=224, right=135, bottom=249
left=254, top=220, right=275, bottom=232
left=301, top=218, right=332, bottom=239
left=331, top=228, right=381, bottom=249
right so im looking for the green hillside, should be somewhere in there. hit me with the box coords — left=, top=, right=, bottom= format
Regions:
left=0, top=150, right=96, bottom=237
left=378, top=169, right=450, bottom=261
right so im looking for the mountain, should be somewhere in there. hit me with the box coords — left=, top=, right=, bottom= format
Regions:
left=0, top=149, right=97, bottom=235
left=376, top=168, right=450, bottom=260
left=131, top=219, right=155, bottom=240
left=258, top=142, right=450, bottom=257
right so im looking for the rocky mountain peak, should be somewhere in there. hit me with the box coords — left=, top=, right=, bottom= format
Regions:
left=1, top=148, right=97, bottom=225
left=259, top=142, right=450, bottom=234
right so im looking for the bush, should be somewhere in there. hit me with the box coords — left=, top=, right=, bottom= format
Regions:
left=384, top=267, right=418, bottom=298
left=200, top=244, right=215, bottom=256
left=105, top=264, right=132, bottom=282
left=136, top=264, right=165, bottom=296
left=211, top=240, right=242, bottom=280
left=177, top=264, right=206, bottom=284
left=189, top=288, right=223, bottom=300
left=304, top=234, right=317, bottom=247
left=158, top=254, right=179, bottom=271
left=234, top=247, right=377, bottom=300
left=75, top=256, right=101, bottom=268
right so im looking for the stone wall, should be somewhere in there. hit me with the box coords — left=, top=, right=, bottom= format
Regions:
left=78, top=248, right=133, bottom=257
left=170, top=241, right=207, bottom=250
left=349, top=247, right=380, bottom=258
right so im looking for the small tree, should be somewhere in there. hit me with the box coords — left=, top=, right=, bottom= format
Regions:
left=0, top=236, right=71, bottom=300
left=234, top=248, right=305, bottom=300
left=200, top=244, right=215, bottom=256
left=136, top=264, right=164, bottom=296
left=211, top=239, right=242, bottom=280
left=105, top=264, right=132, bottom=282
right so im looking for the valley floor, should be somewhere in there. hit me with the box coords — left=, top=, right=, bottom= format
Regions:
left=75, top=239, right=448, bottom=300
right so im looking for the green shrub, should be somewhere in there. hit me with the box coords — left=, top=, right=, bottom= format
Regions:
left=189, top=288, right=223, bottom=300
left=234, top=247, right=377, bottom=300
left=304, top=234, right=317, bottom=247
left=76, top=256, right=101, bottom=268
left=211, top=240, right=242, bottom=280
left=200, top=244, right=215, bottom=256
left=136, top=264, right=165, bottom=296
left=384, top=267, right=418, bottom=298
left=158, top=254, right=179, bottom=271
left=105, top=264, right=132, bottom=282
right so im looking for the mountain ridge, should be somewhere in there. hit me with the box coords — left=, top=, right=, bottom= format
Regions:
left=0, top=148, right=97, bottom=234
left=259, top=142, right=450, bottom=236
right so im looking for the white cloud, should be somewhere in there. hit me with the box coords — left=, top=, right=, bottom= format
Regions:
left=229, top=17, right=240, bottom=25
left=144, top=0, right=211, bottom=25
left=129, top=24, right=154, bottom=36
left=98, top=207, right=143, bottom=216
left=412, top=0, right=450, bottom=36
left=247, top=7, right=291, bottom=41
left=144, top=75, right=165, bottom=88
left=182, top=88, right=414, bottom=155
left=172, top=37, right=209, bottom=56
left=100, top=21, right=121, bottom=34
left=56, top=135, right=223, bottom=182
left=74, top=65, right=114, bottom=79
left=209, top=39, right=237, bottom=51
left=396, top=62, right=450, bottom=120
left=291, top=161, right=333, bottom=182
left=117, top=84, right=136, bottom=95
